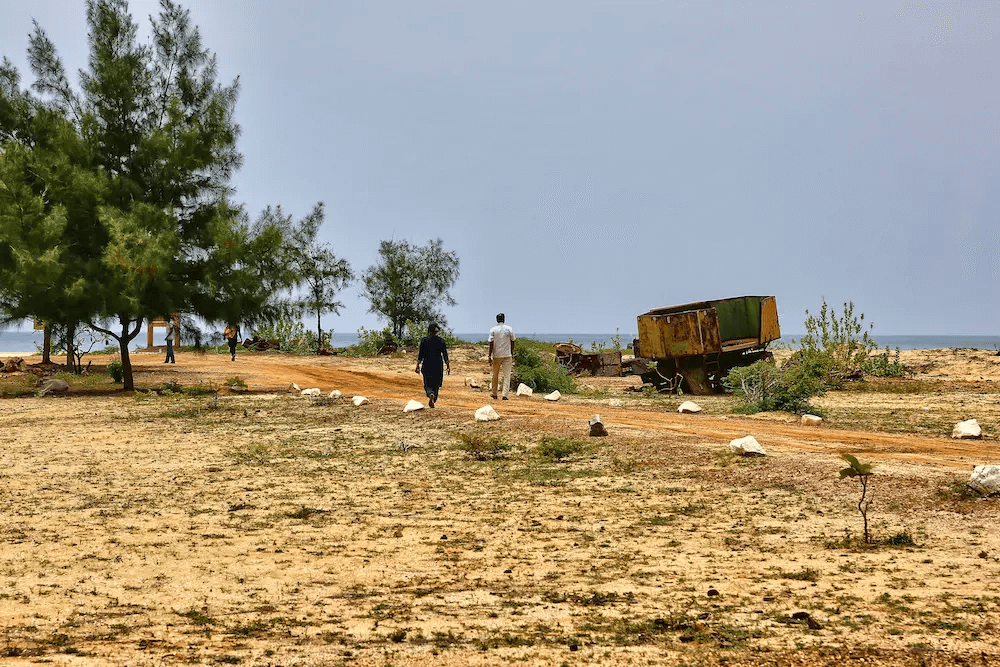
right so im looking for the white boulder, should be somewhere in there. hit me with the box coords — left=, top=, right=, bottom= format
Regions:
left=465, top=377, right=482, bottom=389
left=544, top=390, right=561, bottom=401
left=403, top=399, right=424, bottom=412
left=328, top=390, right=342, bottom=399
left=300, top=388, right=321, bottom=397
left=969, top=465, right=1000, bottom=495
left=516, top=383, right=533, bottom=397
left=352, top=395, right=369, bottom=406
left=801, top=414, right=823, bottom=426
left=952, top=419, right=982, bottom=439
left=729, top=436, right=766, bottom=456
left=475, top=405, right=500, bottom=421
left=677, top=401, right=702, bottom=414
left=288, top=382, right=300, bottom=392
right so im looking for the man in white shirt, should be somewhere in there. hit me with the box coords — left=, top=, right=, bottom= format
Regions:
left=488, top=313, right=516, bottom=400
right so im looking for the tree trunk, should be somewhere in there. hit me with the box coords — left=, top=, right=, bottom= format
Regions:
left=120, top=320, right=135, bottom=391
left=65, top=322, right=76, bottom=372
left=314, top=311, right=319, bottom=354
left=42, top=325, right=51, bottom=364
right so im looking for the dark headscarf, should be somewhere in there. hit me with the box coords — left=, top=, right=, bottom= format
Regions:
left=427, top=322, right=440, bottom=335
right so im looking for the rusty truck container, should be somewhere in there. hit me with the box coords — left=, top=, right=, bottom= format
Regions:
left=634, top=296, right=780, bottom=394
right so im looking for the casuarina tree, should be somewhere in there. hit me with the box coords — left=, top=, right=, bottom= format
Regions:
left=360, top=238, right=460, bottom=340
left=0, top=0, right=305, bottom=389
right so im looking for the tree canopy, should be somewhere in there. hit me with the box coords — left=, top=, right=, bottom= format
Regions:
left=0, top=0, right=310, bottom=388
left=360, top=238, right=460, bottom=340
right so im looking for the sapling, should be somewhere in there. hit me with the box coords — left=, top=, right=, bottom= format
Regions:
left=839, top=454, right=876, bottom=544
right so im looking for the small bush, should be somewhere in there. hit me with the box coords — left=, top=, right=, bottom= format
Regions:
left=536, top=436, right=586, bottom=461
left=107, top=361, right=124, bottom=383
left=224, top=376, right=248, bottom=389
left=456, top=432, right=511, bottom=461
left=514, top=345, right=576, bottom=394
left=723, top=359, right=823, bottom=414
left=864, top=347, right=908, bottom=378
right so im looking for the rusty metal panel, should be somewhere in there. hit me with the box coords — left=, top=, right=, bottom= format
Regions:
left=636, top=308, right=721, bottom=359
left=759, top=296, right=781, bottom=344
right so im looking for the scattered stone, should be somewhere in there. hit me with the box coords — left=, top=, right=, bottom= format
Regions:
left=288, top=382, right=300, bottom=392
left=403, top=399, right=424, bottom=412
left=2, top=357, right=25, bottom=373
left=792, top=611, right=823, bottom=630
left=300, top=388, right=321, bottom=397
left=952, top=419, right=982, bottom=439
left=707, top=589, right=719, bottom=597
left=328, top=390, right=342, bottom=399
left=37, top=378, right=70, bottom=396
left=352, top=395, right=369, bottom=406
left=475, top=405, right=500, bottom=422
left=589, top=415, right=608, bottom=437
left=516, top=383, right=533, bottom=397
left=969, top=465, right=1000, bottom=495
left=801, top=414, right=823, bottom=426
left=678, top=401, right=702, bottom=414
left=607, top=398, right=622, bottom=407
left=465, top=377, right=482, bottom=389
left=544, top=390, right=561, bottom=401
left=729, top=436, right=766, bottom=456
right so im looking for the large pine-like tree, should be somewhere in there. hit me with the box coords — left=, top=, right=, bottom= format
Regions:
left=0, top=0, right=304, bottom=389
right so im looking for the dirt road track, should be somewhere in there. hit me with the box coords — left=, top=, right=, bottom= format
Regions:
left=139, top=351, right=992, bottom=472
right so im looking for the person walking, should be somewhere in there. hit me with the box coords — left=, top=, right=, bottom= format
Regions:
left=224, top=323, right=241, bottom=361
left=163, top=316, right=176, bottom=364
left=415, top=323, right=450, bottom=407
left=488, top=313, right=516, bottom=400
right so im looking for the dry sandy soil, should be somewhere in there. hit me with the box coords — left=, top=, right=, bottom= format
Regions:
left=1, top=345, right=999, bottom=666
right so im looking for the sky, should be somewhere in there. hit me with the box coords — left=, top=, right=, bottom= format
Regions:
left=1, top=1, right=998, bottom=336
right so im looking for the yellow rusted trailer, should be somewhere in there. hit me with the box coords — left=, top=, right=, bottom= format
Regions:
left=634, top=296, right=780, bottom=394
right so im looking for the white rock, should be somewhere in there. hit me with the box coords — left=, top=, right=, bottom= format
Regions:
left=475, top=405, right=500, bottom=421
left=300, top=387, right=321, bottom=397
left=801, top=414, right=823, bottom=426
left=677, top=401, right=702, bottom=414
left=328, top=390, right=342, bottom=399
left=288, top=382, right=300, bottom=392
left=969, top=465, right=1000, bottom=495
left=465, top=377, right=482, bottom=388
left=352, top=395, right=369, bottom=406
left=729, top=436, right=767, bottom=456
left=544, top=390, right=561, bottom=401
left=403, top=399, right=424, bottom=412
left=516, top=383, right=533, bottom=396
left=952, top=419, right=982, bottom=439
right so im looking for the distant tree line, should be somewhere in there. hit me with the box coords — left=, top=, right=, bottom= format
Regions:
left=0, top=0, right=458, bottom=389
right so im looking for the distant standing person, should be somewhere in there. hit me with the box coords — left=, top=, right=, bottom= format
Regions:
left=415, top=323, right=450, bottom=408
left=489, top=313, right=516, bottom=400
left=224, top=323, right=241, bottom=361
left=163, top=316, right=176, bottom=364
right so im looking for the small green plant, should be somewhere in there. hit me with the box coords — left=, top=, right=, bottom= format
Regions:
left=514, top=345, right=576, bottom=394
left=107, top=360, right=124, bottom=383
left=224, top=376, right=248, bottom=389
left=456, top=432, right=511, bottom=461
left=536, top=436, right=586, bottom=461
left=723, top=359, right=823, bottom=414
left=839, top=454, right=876, bottom=544
left=863, top=346, right=908, bottom=378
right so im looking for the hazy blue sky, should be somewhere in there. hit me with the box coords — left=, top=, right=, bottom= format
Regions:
left=2, top=1, right=997, bottom=335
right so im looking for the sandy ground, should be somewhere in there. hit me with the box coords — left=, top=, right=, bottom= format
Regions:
left=1, top=345, right=999, bottom=666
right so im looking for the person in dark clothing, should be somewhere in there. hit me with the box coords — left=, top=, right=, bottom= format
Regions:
left=414, top=323, right=450, bottom=407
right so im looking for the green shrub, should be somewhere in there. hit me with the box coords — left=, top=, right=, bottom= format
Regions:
left=863, top=346, right=908, bottom=378
left=536, top=436, right=587, bottom=461
left=723, top=359, right=823, bottom=414
left=107, top=361, right=124, bottom=383
left=456, top=432, right=511, bottom=461
left=224, top=376, right=248, bottom=389
left=514, top=345, right=576, bottom=394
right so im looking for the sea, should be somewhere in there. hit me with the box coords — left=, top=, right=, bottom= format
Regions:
left=1, top=329, right=999, bottom=354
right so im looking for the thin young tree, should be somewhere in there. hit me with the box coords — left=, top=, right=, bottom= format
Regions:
left=288, top=203, right=354, bottom=353
left=360, top=238, right=460, bottom=340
